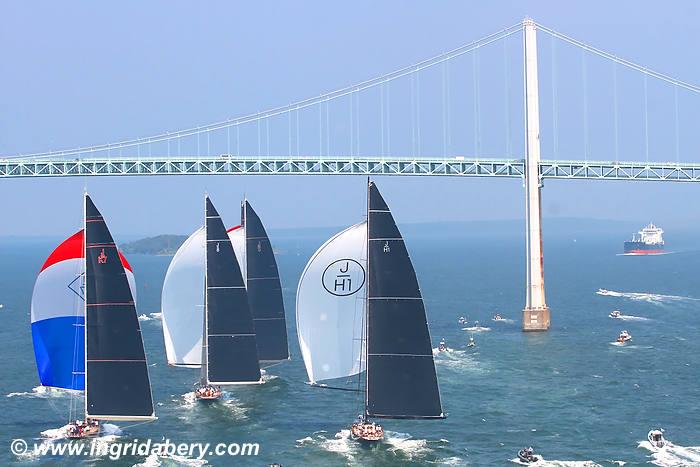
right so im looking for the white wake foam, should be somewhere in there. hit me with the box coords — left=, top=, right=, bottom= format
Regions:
left=597, top=289, right=699, bottom=304
left=462, top=326, right=491, bottom=332
left=509, top=457, right=601, bottom=466
left=138, top=314, right=154, bottom=321
left=639, top=439, right=700, bottom=466
left=6, top=386, right=73, bottom=399
left=133, top=452, right=208, bottom=466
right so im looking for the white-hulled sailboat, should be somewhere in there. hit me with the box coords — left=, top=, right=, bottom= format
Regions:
left=162, top=195, right=263, bottom=401
left=297, top=180, right=444, bottom=443
left=31, top=194, right=156, bottom=438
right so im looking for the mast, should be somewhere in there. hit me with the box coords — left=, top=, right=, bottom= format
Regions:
left=83, top=192, right=88, bottom=420
left=200, top=194, right=209, bottom=385
left=363, top=179, right=370, bottom=420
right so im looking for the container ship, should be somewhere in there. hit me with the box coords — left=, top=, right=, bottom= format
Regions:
left=623, top=223, right=664, bottom=255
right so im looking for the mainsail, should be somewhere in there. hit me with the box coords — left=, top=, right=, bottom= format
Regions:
left=296, top=222, right=367, bottom=384
left=365, top=181, right=444, bottom=419
left=203, top=196, right=262, bottom=385
left=30, top=230, right=136, bottom=391
left=84, top=194, right=155, bottom=420
left=235, top=200, right=289, bottom=363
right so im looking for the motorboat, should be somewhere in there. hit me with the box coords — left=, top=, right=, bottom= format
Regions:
left=467, top=336, right=476, bottom=348
left=492, top=313, right=504, bottom=321
left=609, top=310, right=622, bottom=319
left=438, top=339, right=448, bottom=352
left=617, top=330, right=632, bottom=344
left=648, top=429, right=666, bottom=449
left=458, top=316, right=467, bottom=325
left=517, top=447, right=541, bottom=463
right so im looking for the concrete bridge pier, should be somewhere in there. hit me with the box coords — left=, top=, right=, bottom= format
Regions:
left=522, top=18, right=550, bottom=331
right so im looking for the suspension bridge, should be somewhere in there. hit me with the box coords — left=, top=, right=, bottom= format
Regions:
left=4, top=18, right=700, bottom=331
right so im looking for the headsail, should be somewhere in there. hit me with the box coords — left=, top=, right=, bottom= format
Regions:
left=296, top=222, right=367, bottom=384
left=30, top=230, right=135, bottom=391
left=84, top=195, right=155, bottom=420
left=365, top=182, right=444, bottom=419
left=161, top=227, right=205, bottom=367
left=204, top=196, right=262, bottom=385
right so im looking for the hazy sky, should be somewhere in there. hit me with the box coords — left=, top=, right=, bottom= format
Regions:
left=2, top=1, right=700, bottom=237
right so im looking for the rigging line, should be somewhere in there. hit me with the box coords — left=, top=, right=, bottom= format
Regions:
left=551, top=35, right=558, bottom=157
left=582, top=50, right=589, bottom=159
left=644, top=72, right=649, bottom=162
left=442, top=62, right=447, bottom=157
left=386, top=83, right=391, bottom=155
left=416, top=72, right=421, bottom=155
left=504, top=37, right=511, bottom=157
left=537, top=23, right=700, bottom=94
left=381, top=82, right=385, bottom=156
left=674, top=86, right=679, bottom=163
left=410, top=73, right=416, bottom=157
left=287, top=109, right=292, bottom=156
left=473, top=51, right=481, bottom=157
left=15, top=24, right=523, bottom=160
left=613, top=61, right=619, bottom=162
left=326, top=99, right=330, bottom=156
left=446, top=60, right=451, bottom=155
left=296, top=107, right=300, bottom=157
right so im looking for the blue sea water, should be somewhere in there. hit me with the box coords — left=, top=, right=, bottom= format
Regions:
left=1, top=229, right=699, bottom=466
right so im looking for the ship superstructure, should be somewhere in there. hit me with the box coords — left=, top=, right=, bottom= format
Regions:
left=623, top=223, right=664, bottom=255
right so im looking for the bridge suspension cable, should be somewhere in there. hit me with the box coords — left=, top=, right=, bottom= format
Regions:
left=12, top=23, right=523, bottom=160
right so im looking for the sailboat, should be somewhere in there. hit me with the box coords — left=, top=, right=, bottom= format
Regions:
left=32, top=194, right=156, bottom=438
left=162, top=195, right=263, bottom=401
left=297, top=180, right=444, bottom=443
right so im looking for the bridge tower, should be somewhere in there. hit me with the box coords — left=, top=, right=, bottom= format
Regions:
left=522, top=18, right=550, bottom=331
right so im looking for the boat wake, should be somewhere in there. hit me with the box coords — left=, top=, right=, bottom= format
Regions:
left=597, top=289, right=699, bottom=304
left=618, top=315, right=650, bottom=322
left=434, top=350, right=486, bottom=373
left=639, top=439, right=700, bottom=466
left=180, top=391, right=249, bottom=419
left=138, top=314, right=155, bottom=321
left=6, top=385, right=71, bottom=399
left=134, top=452, right=208, bottom=466
left=509, top=457, right=601, bottom=466
left=462, top=326, right=491, bottom=332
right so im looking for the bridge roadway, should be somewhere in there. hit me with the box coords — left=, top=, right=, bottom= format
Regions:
left=2, top=155, right=700, bottom=181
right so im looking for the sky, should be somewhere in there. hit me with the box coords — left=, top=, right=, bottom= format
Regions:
left=2, top=1, right=700, bottom=238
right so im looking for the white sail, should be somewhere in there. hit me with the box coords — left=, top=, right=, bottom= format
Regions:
left=296, top=222, right=367, bottom=384
left=161, top=226, right=245, bottom=367
left=161, top=227, right=206, bottom=366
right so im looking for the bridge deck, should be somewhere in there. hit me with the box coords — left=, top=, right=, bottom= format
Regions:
left=2, top=156, right=700, bottom=181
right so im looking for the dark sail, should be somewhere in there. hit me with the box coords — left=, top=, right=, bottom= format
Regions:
left=365, top=182, right=444, bottom=419
left=84, top=195, right=155, bottom=420
left=243, top=200, right=289, bottom=363
left=205, top=196, right=262, bottom=384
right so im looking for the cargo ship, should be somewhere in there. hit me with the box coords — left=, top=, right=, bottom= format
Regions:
left=623, top=223, right=664, bottom=255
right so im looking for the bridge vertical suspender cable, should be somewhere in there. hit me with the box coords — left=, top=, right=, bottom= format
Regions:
left=582, top=49, right=589, bottom=160
left=674, top=87, right=680, bottom=164
left=613, top=61, right=619, bottom=163
left=504, top=38, right=511, bottom=157
left=644, top=72, right=649, bottom=162
left=550, top=35, right=558, bottom=158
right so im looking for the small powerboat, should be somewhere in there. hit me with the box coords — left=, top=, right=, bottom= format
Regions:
left=458, top=316, right=467, bottom=325
left=195, top=384, right=222, bottom=401
left=467, top=336, right=476, bottom=348
left=648, top=429, right=666, bottom=449
left=617, top=330, right=632, bottom=344
left=517, top=447, right=541, bottom=463
left=351, top=415, right=384, bottom=442
left=492, top=313, right=504, bottom=321
left=438, top=339, right=448, bottom=352
left=66, top=419, right=100, bottom=439
left=609, top=310, right=622, bottom=319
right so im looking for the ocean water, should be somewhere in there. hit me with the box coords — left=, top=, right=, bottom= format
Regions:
left=1, top=230, right=700, bottom=466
